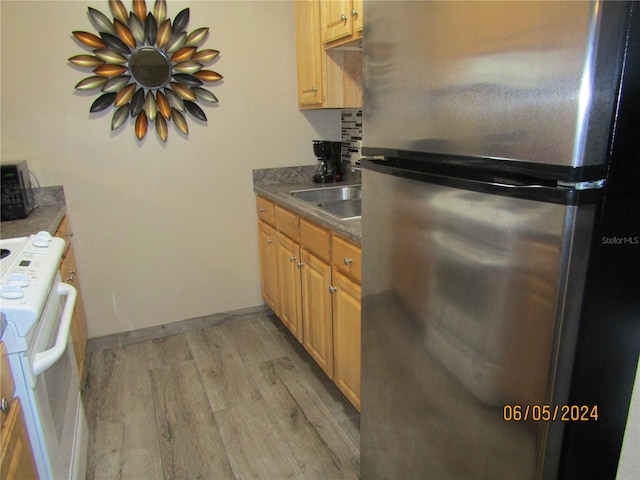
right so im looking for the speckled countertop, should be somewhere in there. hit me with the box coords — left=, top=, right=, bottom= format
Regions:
left=253, top=165, right=361, bottom=244
left=0, top=186, right=66, bottom=239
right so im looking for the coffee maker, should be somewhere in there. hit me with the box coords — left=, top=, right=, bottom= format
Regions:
left=312, top=140, right=343, bottom=183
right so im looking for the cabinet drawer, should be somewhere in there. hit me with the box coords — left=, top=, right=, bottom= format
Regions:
left=332, top=235, right=361, bottom=283
left=275, top=205, right=300, bottom=242
left=300, top=218, right=331, bottom=263
left=256, top=196, right=276, bottom=227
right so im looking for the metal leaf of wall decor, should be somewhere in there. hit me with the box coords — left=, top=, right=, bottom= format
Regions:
left=69, top=0, right=222, bottom=142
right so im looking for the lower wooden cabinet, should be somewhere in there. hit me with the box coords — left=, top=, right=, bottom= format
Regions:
left=0, top=398, right=38, bottom=480
left=276, top=232, right=303, bottom=342
left=255, top=196, right=361, bottom=409
left=55, top=216, right=88, bottom=383
left=257, top=220, right=278, bottom=314
left=1, top=343, right=38, bottom=480
left=301, top=248, right=333, bottom=377
left=331, top=270, right=361, bottom=410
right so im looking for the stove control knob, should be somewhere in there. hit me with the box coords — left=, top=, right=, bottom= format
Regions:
left=32, top=231, right=52, bottom=248
left=8, top=274, right=29, bottom=288
left=0, top=285, right=24, bottom=300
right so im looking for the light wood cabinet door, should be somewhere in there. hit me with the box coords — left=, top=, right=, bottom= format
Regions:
left=257, top=220, right=279, bottom=315
left=352, top=0, right=363, bottom=33
left=59, top=243, right=88, bottom=382
left=332, top=270, right=361, bottom=410
left=320, top=0, right=354, bottom=44
left=301, top=249, right=333, bottom=378
left=0, top=399, right=38, bottom=480
left=276, top=232, right=303, bottom=342
left=1, top=343, right=38, bottom=480
left=0, top=343, right=14, bottom=431
left=295, top=0, right=324, bottom=107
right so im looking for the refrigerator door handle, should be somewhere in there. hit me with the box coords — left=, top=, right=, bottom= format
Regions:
left=363, top=159, right=606, bottom=205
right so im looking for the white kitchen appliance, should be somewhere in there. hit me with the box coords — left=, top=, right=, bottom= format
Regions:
left=0, top=232, right=88, bottom=479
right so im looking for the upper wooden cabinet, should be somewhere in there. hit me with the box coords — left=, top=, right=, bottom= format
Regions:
left=320, top=0, right=363, bottom=46
left=295, top=0, right=325, bottom=107
left=294, top=0, right=363, bottom=109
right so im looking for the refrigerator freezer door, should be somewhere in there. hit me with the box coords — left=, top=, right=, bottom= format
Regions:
left=361, top=168, right=596, bottom=479
left=362, top=1, right=626, bottom=168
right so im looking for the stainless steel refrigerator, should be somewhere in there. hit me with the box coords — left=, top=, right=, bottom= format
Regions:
left=360, top=2, right=640, bottom=479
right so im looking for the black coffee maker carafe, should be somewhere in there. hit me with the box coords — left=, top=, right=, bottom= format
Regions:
left=313, top=140, right=342, bottom=183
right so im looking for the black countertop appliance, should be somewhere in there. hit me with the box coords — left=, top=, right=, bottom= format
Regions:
left=312, top=140, right=343, bottom=183
left=1, top=160, right=34, bottom=221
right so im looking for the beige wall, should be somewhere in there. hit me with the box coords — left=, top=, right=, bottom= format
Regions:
left=1, top=1, right=341, bottom=337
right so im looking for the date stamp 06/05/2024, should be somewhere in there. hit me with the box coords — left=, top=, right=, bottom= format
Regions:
left=503, top=404, right=599, bottom=422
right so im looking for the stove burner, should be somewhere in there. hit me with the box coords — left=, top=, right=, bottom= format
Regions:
left=0, top=249, right=10, bottom=260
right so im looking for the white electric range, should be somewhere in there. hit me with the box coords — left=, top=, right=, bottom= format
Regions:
left=0, top=232, right=88, bottom=479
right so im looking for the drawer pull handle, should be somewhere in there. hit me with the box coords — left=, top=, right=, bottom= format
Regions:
left=0, top=397, right=9, bottom=414
left=267, top=239, right=273, bottom=245
left=259, top=207, right=266, bottom=213
left=343, top=257, right=353, bottom=265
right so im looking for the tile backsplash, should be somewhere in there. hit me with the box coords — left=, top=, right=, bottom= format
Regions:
left=341, top=109, right=363, bottom=165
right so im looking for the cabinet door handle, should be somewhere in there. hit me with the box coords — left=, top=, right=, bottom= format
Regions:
left=290, top=255, right=296, bottom=262
left=65, top=231, right=73, bottom=237
left=352, top=9, right=359, bottom=17
left=340, top=13, right=347, bottom=22
left=343, top=257, right=353, bottom=265
left=267, top=239, right=273, bottom=244
left=259, top=207, right=266, bottom=213
left=297, top=262, right=304, bottom=268
left=329, top=285, right=337, bottom=293
left=0, top=397, right=9, bottom=414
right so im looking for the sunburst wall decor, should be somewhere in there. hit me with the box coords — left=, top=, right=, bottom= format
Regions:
left=70, top=0, right=222, bottom=142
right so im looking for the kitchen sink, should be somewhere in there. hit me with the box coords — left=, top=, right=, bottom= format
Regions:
left=290, top=185, right=361, bottom=203
left=289, top=185, right=362, bottom=219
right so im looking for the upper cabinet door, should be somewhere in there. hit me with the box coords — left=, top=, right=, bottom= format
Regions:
left=295, top=0, right=324, bottom=107
left=352, top=0, right=363, bottom=33
left=320, top=0, right=353, bottom=44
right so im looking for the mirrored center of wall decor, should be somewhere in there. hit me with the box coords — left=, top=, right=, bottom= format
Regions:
left=69, top=0, right=223, bottom=142
left=129, top=47, right=172, bottom=88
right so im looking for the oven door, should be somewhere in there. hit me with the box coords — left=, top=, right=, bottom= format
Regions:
left=22, top=278, right=88, bottom=480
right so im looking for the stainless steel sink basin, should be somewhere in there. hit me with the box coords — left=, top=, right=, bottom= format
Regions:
left=318, top=199, right=361, bottom=219
left=289, top=185, right=362, bottom=219
left=290, top=185, right=361, bottom=203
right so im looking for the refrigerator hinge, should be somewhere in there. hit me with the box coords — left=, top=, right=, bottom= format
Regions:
left=557, top=179, right=606, bottom=190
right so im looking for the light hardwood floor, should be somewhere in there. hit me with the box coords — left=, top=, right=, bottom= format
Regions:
left=83, top=312, right=360, bottom=479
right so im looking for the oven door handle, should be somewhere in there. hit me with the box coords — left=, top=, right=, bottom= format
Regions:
left=32, top=282, right=77, bottom=376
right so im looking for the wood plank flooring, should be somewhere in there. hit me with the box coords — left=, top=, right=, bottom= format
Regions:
left=82, top=312, right=360, bottom=480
